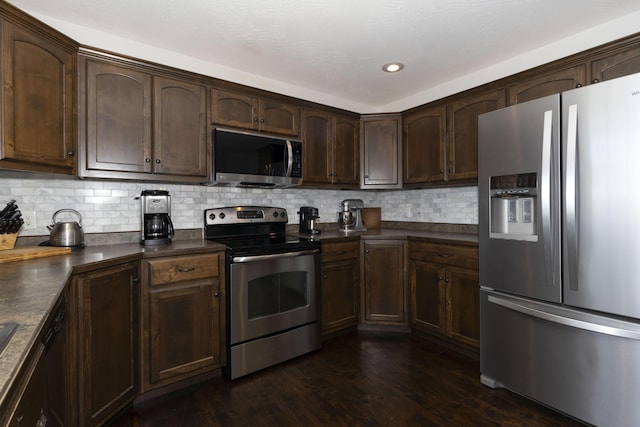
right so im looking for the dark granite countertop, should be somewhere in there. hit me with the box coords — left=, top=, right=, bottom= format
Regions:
left=316, top=228, right=478, bottom=245
left=0, top=225, right=477, bottom=407
left=0, top=239, right=225, bottom=408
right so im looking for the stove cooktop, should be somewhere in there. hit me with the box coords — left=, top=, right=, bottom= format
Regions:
left=203, top=206, right=320, bottom=256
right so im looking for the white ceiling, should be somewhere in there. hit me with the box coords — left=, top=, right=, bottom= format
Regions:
left=7, top=0, right=640, bottom=113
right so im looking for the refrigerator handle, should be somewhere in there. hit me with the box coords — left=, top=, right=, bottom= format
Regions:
left=488, top=294, right=640, bottom=340
left=541, top=110, right=554, bottom=287
left=565, top=104, right=579, bottom=291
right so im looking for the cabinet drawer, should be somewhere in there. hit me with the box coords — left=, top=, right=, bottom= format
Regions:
left=148, top=253, right=219, bottom=286
left=322, top=241, right=359, bottom=263
left=409, top=241, right=477, bottom=269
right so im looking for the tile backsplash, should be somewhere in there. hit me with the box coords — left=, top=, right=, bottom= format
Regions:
left=0, top=171, right=478, bottom=237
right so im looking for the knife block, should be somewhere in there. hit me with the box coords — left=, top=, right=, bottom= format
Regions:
left=0, top=233, right=17, bottom=250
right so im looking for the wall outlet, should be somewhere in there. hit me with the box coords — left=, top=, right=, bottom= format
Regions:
left=22, top=210, right=37, bottom=230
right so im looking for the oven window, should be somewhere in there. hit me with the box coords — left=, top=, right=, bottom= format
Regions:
left=248, top=271, right=309, bottom=319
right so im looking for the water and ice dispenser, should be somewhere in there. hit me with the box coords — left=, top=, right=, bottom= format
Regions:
left=489, top=173, right=538, bottom=241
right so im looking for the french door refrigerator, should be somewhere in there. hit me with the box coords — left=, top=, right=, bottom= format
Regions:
left=478, top=72, right=640, bottom=427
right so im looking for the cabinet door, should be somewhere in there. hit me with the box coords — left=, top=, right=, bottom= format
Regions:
left=153, top=76, right=208, bottom=178
left=332, top=115, right=360, bottom=187
left=362, top=240, right=406, bottom=324
left=403, top=105, right=446, bottom=185
left=446, top=266, right=480, bottom=349
left=409, top=259, right=445, bottom=335
left=322, top=258, right=359, bottom=336
left=149, top=281, right=220, bottom=383
left=211, top=89, right=258, bottom=130
left=361, top=115, right=402, bottom=189
left=259, top=99, right=299, bottom=136
left=591, top=45, right=640, bottom=83
left=76, top=262, right=138, bottom=426
left=508, top=65, right=586, bottom=105
left=1, top=22, right=75, bottom=173
left=83, top=58, right=152, bottom=174
left=2, top=344, right=48, bottom=427
left=447, top=89, right=505, bottom=181
left=301, top=109, right=332, bottom=185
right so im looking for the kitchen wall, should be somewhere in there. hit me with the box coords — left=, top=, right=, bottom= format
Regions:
left=0, top=171, right=477, bottom=237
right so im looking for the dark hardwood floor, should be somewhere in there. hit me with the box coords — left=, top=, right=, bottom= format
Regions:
left=110, top=331, right=585, bottom=426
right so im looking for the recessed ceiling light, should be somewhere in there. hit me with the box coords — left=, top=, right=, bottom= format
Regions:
left=382, top=62, right=404, bottom=73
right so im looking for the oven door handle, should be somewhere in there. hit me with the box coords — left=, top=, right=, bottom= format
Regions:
left=232, top=249, right=320, bottom=263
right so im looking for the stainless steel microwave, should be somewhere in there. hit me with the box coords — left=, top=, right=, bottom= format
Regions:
left=209, top=128, right=302, bottom=188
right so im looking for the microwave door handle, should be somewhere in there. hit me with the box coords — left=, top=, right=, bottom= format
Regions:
left=285, top=140, right=293, bottom=177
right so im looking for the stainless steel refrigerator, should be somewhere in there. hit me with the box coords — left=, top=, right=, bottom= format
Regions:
left=478, top=72, right=640, bottom=427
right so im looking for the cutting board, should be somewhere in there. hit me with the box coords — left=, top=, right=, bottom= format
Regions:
left=0, top=246, right=72, bottom=263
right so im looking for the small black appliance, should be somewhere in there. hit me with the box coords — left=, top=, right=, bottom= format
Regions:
left=298, top=206, right=321, bottom=235
left=139, top=190, right=174, bottom=245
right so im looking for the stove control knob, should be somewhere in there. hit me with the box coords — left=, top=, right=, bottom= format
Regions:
left=219, top=212, right=226, bottom=219
left=280, top=212, right=286, bottom=218
left=273, top=211, right=279, bottom=218
left=208, top=213, right=216, bottom=220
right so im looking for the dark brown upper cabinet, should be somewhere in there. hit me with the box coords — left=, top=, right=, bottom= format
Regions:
left=301, top=109, right=359, bottom=188
left=0, top=18, right=76, bottom=174
left=590, top=44, right=640, bottom=83
left=211, top=89, right=300, bottom=137
left=446, top=89, right=506, bottom=182
left=508, top=65, right=586, bottom=105
left=403, top=105, right=446, bottom=185
left=78, top=53, right=208, bottom=182
left=360, top=114, right=402, bottom=189
left=403, top=89, right=505, bottom=186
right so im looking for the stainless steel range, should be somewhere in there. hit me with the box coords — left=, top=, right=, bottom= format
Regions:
left=204, top=206, right=321, bottom=379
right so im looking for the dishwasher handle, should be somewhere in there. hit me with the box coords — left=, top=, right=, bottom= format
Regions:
left=42, top=298, right=67, bottom=348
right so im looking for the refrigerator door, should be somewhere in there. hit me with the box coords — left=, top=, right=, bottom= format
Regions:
left=481, top=289, right=640, bottom=427
left=478, top=95, right=561, bottom=302
left=562, top=72, right=640, bottom=318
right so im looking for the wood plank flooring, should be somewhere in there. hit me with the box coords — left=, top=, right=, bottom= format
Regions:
left=110, top=331, right=585, bottom=426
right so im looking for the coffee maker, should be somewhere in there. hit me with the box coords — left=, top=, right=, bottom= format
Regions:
left=139, top=190, right=174, bottom=245
left=338, top=199, right=367, bottom=232
left=298, top=206, right=321, bottom=235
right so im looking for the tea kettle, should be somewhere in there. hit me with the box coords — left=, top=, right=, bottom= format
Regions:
left=47, top=209, right=85, bottom=248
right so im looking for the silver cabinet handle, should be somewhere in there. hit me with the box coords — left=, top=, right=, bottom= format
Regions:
left=177, top=267, right=195, bottom=272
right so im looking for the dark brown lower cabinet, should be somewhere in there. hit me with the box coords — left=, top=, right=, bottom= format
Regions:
left=41, top=261, right=139, bottom=427
left=1, top=344, right=48, bottom=426
left=321, top=240, right=360, bottom=336
left=409, top=241, right=479, bottom=350
left=72, top=261, right=139, bottom=426
left=361, top=239, right=407, bottom=325
left=141, top=253, right=225, bottom=392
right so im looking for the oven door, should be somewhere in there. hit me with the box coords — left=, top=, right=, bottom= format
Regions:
left=229, top=249, right=320, bottom=345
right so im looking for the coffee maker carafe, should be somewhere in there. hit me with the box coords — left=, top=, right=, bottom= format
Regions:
left=298, top=206, right=321, bottom=235
left=338, top=199, right=366, bottom=232
left=139, top=190, right=174, bottom=245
